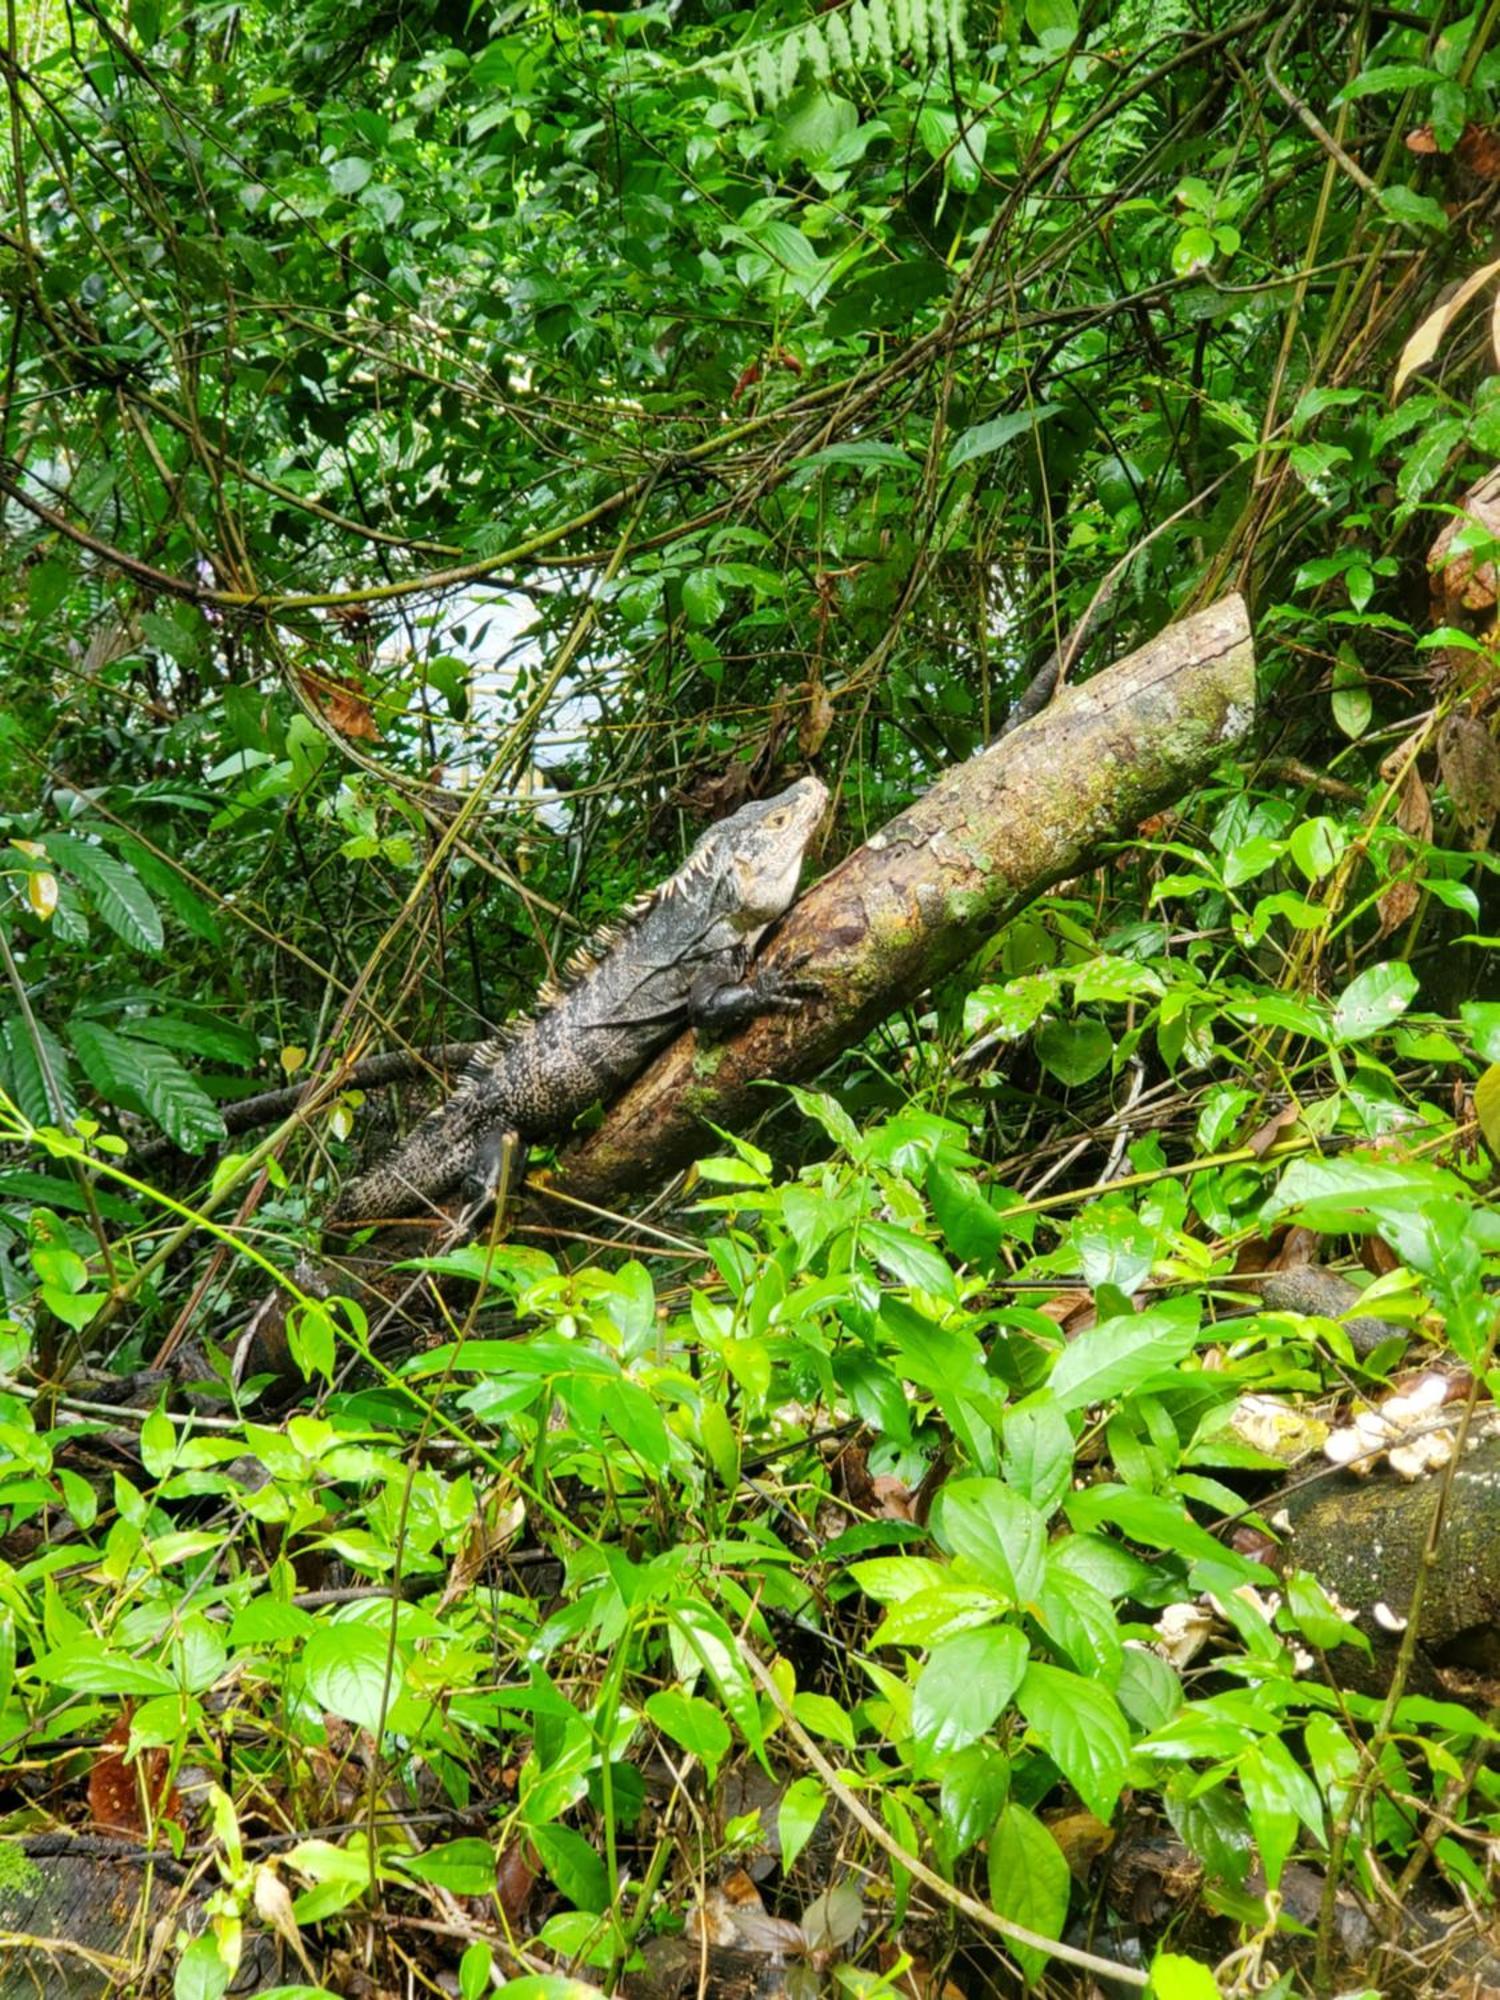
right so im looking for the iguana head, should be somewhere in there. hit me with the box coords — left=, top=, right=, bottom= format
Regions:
left=690, top=775, right=829, bottom=930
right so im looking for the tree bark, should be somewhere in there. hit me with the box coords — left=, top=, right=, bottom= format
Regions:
left=546, top=593, right=1255, bottom=1209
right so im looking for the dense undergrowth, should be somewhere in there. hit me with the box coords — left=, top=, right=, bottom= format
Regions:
left=6, top=0, right=1500, bottom=1995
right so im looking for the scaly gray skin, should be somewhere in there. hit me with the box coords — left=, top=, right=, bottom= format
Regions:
left=328, top=776, right=829, bottom=1225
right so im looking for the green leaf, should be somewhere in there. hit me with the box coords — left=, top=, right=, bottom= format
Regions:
left=940, top=1743, right=1010, bottom=1855
left=1331, top=961, right=1418, bottom=1043
left=1148, top=1951, right=1222, bottom=2000
left=1, top=1013, right=75, bottom=1127
left=682, top=569, right=726, bottom=625
left=30, top=1640, right=178, bottom=1695
left=1066, top=1485, right=1270, bottom=1580
left=1016, top=1662, right=1132, bottom=1819
left=175, top=1932, right=233, bottom=2000
left=777, top=1774, right=826, bottom=1873
left=44, top=833, right=163, bottom=952
left=932, top=1479, right=1046, bottom=1601
left=68, top=1020, right=226, bottom=1150
left=329, top=157, right=373, bottom=194
left=1334, top=62, right=1443, bottom=102
left=948, top=404, right=1063, bottom=473
left=397, top=1840, right=498, bottom=1895
left=1034, top=1564, right=1123, bottom=1682
left=1036, top=1018, right=1113, bottom=1085
left=927, top=1160, right=1006, bottom=1266
left=986, top=1803, right=1070, bottom=1984
left=1001, top=1399, right=1073, bottom=1517
left=645, top=1689, right=731, bottom=1773
left=1047, top=1301, right=1199, bottom=1413
left=530, top=1823, right=610, bottom=1913
left=913, top=1625, right=1028, bottom=1754
left=861, top=1221, right=956, bottom=1300
left=303, top=1625, right=397, bottom=1734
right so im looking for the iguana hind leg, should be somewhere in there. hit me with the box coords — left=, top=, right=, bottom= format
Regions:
left=462, top=1124, right=524, bottom=1226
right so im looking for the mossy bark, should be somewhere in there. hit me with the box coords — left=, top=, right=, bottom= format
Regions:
left=1279, top=1430, right=1500, bottom=1693
left=546, top=593, right=1256, bottom=1209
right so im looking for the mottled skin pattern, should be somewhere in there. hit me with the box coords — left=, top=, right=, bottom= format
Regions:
left=329, top=777, right=828, bottom=1224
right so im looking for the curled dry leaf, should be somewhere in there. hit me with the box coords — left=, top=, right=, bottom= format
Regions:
left=1394, top=256, right=1500, bottom=398
left=1428, top=468, right=1500, bottom=620
left=798, top=678, right=835, bottom=758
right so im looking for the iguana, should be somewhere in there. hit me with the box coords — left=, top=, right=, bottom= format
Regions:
left=328, top=775, right=829, bottom=1225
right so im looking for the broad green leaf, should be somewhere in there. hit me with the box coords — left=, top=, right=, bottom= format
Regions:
left=44, top=833, right=163, bottom=952
left=1036, top=1018, right=1113, bottom=1085
left=777, top=1774, right=825, bottom=1873
left=398, top=1840, right=498, bottom=1895
left=861, top=1221, right=956, bottom=1299
left=1149, top=1951, right=1221, bottom=2000
left=912, top=1625, right=1029, bottom=1754
left=1034, top=1564, right=1123, bottom=1683
left=1331, top=961, right=1418, bottom=1043
left=1001, top=1399, right=1073, bottom=1516
left=940, top=1743, right=1011, bottom=1855
left=30, top=1641, right=177, bottom=1695
left=303, top=1625, right=398, bottom=1734
left=1047, top=1301, right=1199, bottom=1413
left=530, top=1823, right=610, bottom=1913
left=927, top=1160, right=1006, bottom=1266
left=986, top=1803, right=1070, bottom=1984
left=948, top=404, right=1062, bottom=472
left=645, top=1689, right=731, bottom=1772
left=1016, top=1662, right=1132, bottom=1819
left=932, top=1479, right=1046, bottom=1602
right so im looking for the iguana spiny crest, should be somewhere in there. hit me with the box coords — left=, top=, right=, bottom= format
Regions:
left=329, top=775, right=828, bottom=1224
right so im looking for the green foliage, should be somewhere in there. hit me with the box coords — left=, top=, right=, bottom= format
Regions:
left=7, top=0, right=1500, bottom=1990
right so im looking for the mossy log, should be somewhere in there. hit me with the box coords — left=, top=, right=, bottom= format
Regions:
left=1278, top=1428, right=1500, bottom=1694
left=545, top=593, right=1256, bottom=1210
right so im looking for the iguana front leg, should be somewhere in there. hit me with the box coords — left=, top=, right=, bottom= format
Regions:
left=687, top=958, right=819, bottom=1038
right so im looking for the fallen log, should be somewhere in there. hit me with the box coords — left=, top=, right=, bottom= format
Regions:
left=544, top=592, right=1255, bottom=1211
left=235, top=594, right=1254, bottom=1380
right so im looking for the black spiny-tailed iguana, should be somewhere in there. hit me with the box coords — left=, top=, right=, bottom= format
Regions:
left=328, top=776, right=829, bottom=1225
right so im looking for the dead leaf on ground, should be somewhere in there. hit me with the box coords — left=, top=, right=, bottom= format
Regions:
left=690, top=1872, right=807, bottom=1959
left=1044, top=1808, right=1116, bottom=1880
left=89, top=1709, right=180, bottom=1836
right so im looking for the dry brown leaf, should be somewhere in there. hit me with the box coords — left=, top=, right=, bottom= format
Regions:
left=1394, top=256, right=1500, bottom=397
left=1396, top=765, right=1434, bottom=844
left=1438, top=713, right=1500, bottom=833
left=798, top=678, right=835, bottom=758
left=1045, top=1808, right=1116, bottom=1879
left=1376, top=875, right=1420, bottom=939
left=1428, top=469, right=1500, bottom=618
left=88, top=1710, right=180, bottom=1835
left=298, top=666, right=380, bottom=741
left=1246, top=1102, right=1302, bottom=1158
left=691, top=1873, right=806, bottom=1959
left=1037, top=1289, right=1094, bottom=1332
left=437, top=1480, right=525, bottom=1611
left=1459, top=123, right=1500, bottom=178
